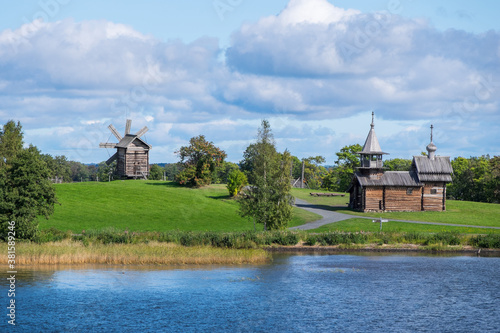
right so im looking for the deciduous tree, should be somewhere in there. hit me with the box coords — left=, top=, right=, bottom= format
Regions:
left=176, top=135, right=226, bottom=187
left=0, top=123, right=57, bottom=240
left=384, top=158, right=412, bottom=171
left=322, top=144, right=362, bottom=192
left=239, top=120, right=293, bottom=230
left=149, top=164, right=164, bottom=180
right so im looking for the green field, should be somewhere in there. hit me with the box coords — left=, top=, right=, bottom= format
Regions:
left=291, top=188, right=500, bottom=228
left=40, top=181, right=319, bottom=232
left=40, top=182, right=499, bottom=235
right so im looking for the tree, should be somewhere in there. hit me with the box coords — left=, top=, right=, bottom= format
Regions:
left=490, top=156, right=500, bottom=203
left=384, top=158, right=412, bottom=171
left=0, top=120, right=23, bottom=168
left=447, top=155, right=495, bottom=203
left=226, top=169, right=248, bottom=197
left=239, top=120, right=294, bottom=230
left=302, top=156, right=327, bottom=189
left=164, top=163, right=182, bottom=181
left=96, top=160, right=116, bottom=182
left=149, top=164, right=164, bottom=180
left=214, top=161, right=240, bottom=184
left=69, top=161, right=91, bottom=182
left=0, top=144, right=57, bottom=240
left=176, top=135, right=227, bottom=187
left=239, top=143, right=259, bottom=184
left=322, top=144, right=362, bottom=192
left=41, top=154, right=71, bottom=182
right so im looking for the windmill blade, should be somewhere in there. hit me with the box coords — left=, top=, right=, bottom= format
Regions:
left=125, top=119, right=132, bottom=135
left=135, top=126, right=149, bottom=138
left=106, top=152, right=118, bottom=165
left=108, top=124, right=122, bottom=141
left=99, top=143, right=117, bottom=148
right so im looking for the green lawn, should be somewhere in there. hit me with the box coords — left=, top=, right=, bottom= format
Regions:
left=291, top=188, right=500, bottom=227
left=291, top=188, right=350, bottom=207
left=40, top=181, right=317, bottom=232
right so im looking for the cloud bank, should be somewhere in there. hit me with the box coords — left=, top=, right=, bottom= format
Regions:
left=1, top=0, right=499, bottom=164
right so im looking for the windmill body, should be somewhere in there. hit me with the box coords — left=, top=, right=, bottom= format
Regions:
left=99, top=119, right=152, bottom=179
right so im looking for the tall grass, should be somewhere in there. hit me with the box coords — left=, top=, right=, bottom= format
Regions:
left=0, top=240, right=271, bottom=265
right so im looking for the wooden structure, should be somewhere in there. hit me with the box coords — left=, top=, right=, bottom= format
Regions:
left=99, top=119, right=151, bottom=179
left=310, top=193, right=345, bottom=197
left=348, top=114, right=452, bottom=212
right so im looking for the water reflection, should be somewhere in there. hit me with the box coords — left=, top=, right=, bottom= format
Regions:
left=0, top=254, right=498, bottom=332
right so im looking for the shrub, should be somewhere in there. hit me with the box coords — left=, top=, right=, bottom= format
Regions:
left=469, top=234, right=500, bottom=248
left=36, top=228, right=71, bottom=243
left=226, top=169, right=248, bottom=197
left=305, top=235, right=318, bottom=246
left=424, top=232, right=461, bottom=246
left=269, top=231, right=300, bottom=246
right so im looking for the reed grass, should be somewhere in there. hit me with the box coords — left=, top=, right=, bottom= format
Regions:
left=35, top=228, right=500, bottom=249
left=0, top=240, right=271, bottom=265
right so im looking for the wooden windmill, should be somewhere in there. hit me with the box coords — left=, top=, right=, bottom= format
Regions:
left=99, top=119, right=152, bottom=179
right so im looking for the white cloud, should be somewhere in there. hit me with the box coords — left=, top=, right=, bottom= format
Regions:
left=1, top=1, right=499, bottom=164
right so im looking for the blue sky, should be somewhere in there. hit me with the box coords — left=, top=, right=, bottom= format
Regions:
left=1, top=0, right=499, bottom=164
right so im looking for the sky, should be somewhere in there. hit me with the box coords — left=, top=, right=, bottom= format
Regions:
left=1, top=0, right=499, bottom=164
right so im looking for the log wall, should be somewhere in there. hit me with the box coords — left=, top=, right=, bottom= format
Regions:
left=125, top=151, right=149, bottom=176
left=422, top=182, right=445, bottom=211
left=116, top=147, right=149, bottom=178
left=117, top=149, right=126, bottom=176
left=384, top=187, right=422, bottom=212
left=364, top=187, right=383, bottom=211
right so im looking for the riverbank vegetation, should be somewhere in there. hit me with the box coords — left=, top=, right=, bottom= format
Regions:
left=308, top=218, right=500, bottom=234
left=1, top=240, right=270, bottom=265
left=2, top=229, right=499, bottom=266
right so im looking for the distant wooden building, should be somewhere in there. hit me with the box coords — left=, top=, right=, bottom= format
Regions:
left=348, top=113, right=452, bottom=212
left=99, top=119, right=151, bottom=179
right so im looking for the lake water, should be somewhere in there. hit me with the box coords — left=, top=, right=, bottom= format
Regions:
left=2, top=253, right=499, bottom=332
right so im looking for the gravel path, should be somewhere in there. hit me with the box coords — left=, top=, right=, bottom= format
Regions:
left=289, top=198, right=353, bottom=230
left=290, top=198, right=500, bottom=231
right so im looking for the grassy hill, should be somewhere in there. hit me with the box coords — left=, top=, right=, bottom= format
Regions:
left=41, top=181, right=498, bottom=235
left=40, top=181, right=319, bottom=232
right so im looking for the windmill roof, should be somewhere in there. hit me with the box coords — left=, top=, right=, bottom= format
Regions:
left=116, top=134, right=151, bottom=149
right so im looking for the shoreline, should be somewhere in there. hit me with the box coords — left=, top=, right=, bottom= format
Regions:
left=265, top=245, right=500, bottom=256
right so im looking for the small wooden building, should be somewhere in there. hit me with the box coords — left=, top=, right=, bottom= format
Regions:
left=348, top=114, right=452, bottom=212
left=99, top=119, right=151, bottom=179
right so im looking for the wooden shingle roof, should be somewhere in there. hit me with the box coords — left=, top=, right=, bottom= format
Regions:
left=116, top=134, right=151, bottom=149
left=354, top=171, right=422, bottom=187
left=412, top=156, right=452, bottom=182
left=358, top=113, right=388, bottom=155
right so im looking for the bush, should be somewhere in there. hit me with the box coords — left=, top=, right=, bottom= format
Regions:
left=270, top=231, right=300, bottom=246
left=469, top=234, right=500, bottom=248
left=226, top=169, right=248, bottom=197
left=305, top=235, right=318, bottom=246
left=36, top=228, right=71, bottom=243
left=424, top=232, right=461, bottom=246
